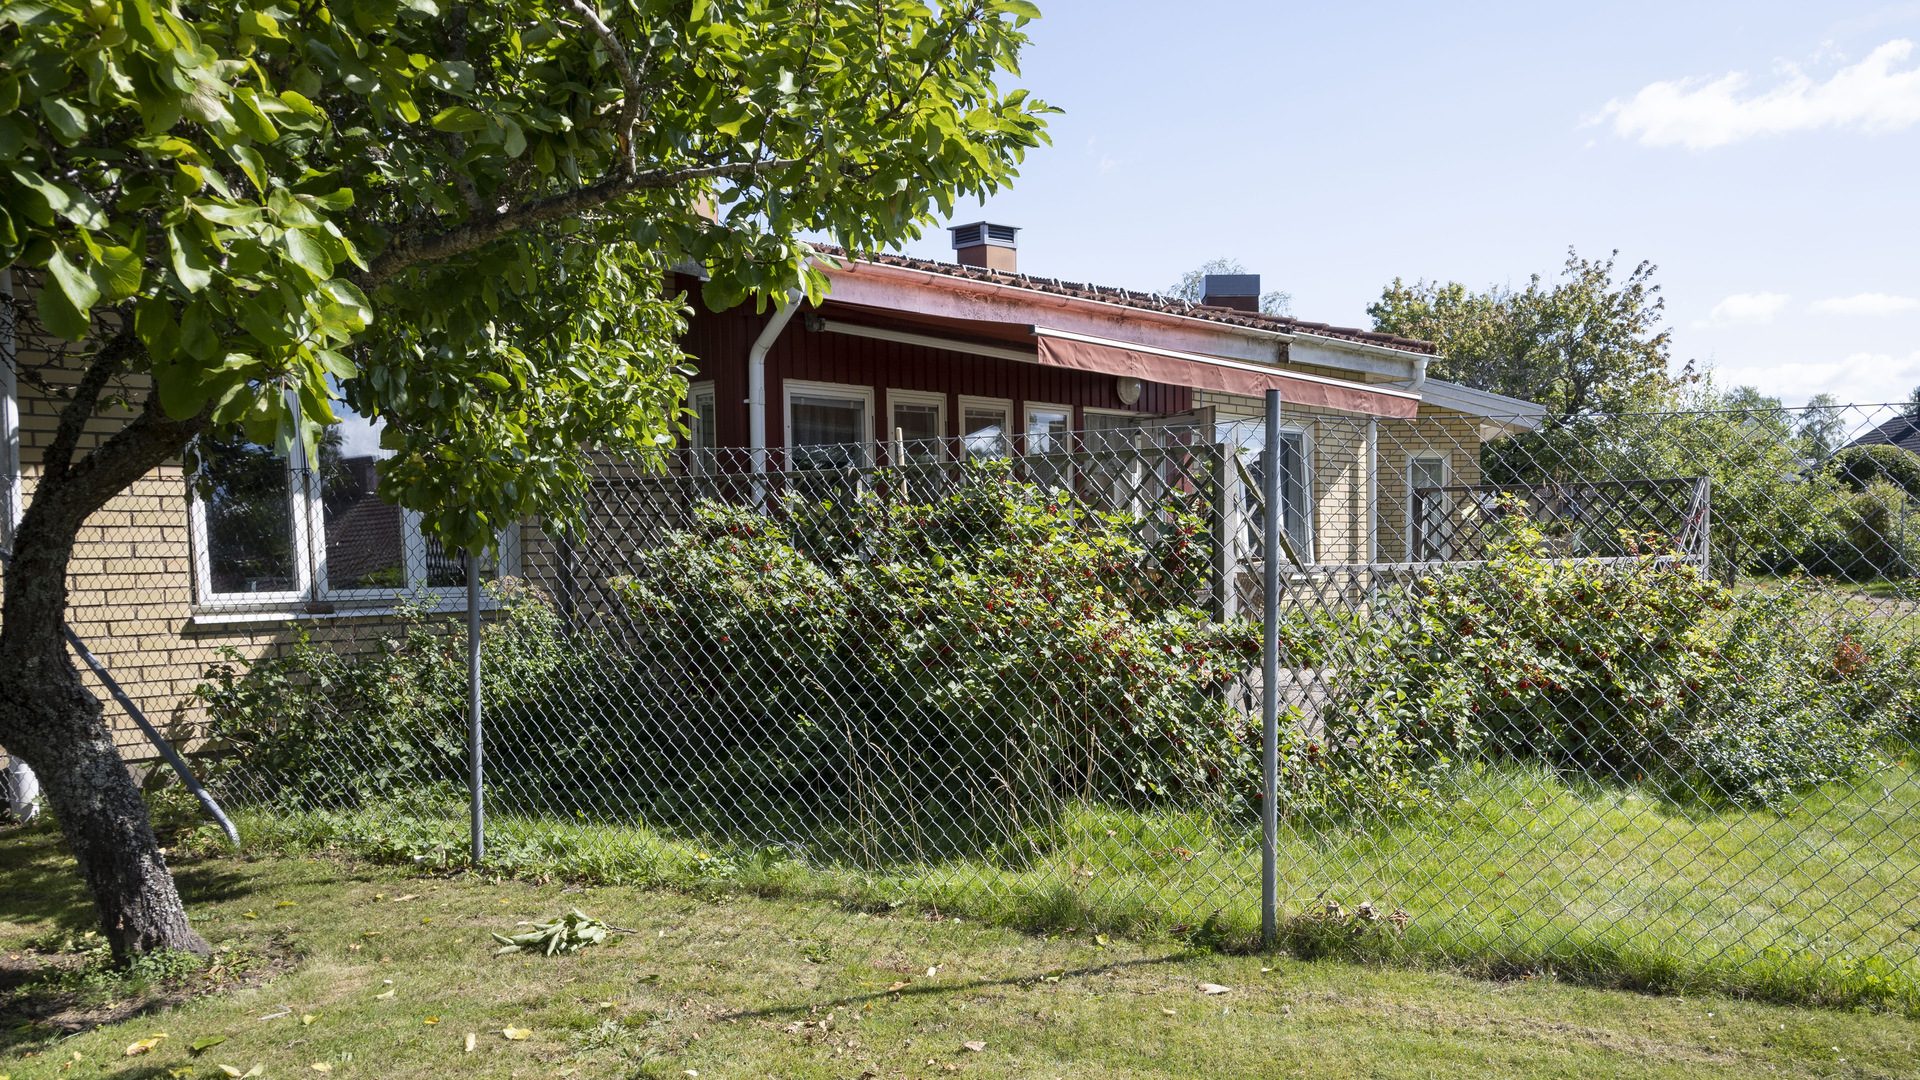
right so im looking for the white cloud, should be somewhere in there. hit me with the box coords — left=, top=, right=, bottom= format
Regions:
left=1703, top=292, right=1791, bottom=326
left=1715, top=350, right=1920, bottom=405
left=1596, top=39, right=1920, bottom=149
left=1811, top=292, right=1920, bottom=316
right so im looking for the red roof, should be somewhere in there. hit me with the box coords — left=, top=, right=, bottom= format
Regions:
left=815, top=247, right=1437, bottom=356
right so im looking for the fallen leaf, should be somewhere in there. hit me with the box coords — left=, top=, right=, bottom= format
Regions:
left=124, top=1033, right=169, bottom=1056
left=241, top=912, right=259, bottom=920
left=1161, top=1008, right=1176, bottom=1016
left=424, top=1017, right=440, bottom=1025
left=926, top=966, right=938, bottom=977
left=962, top=1041, right=986, bottom=1052
left=887, top=981, right=910, bottom=992
left=465, top=1033, right=477, bottom=1052
left=218, top=1068, right=244, bottom=1078
left=392, top=894, right=419, bottom=902
left=276, top=901, right=297, bottom=908
left=301, top=1015, right=316, bottom=1026
left=502, top=1026, right=532, bottom=1040
left=311, top=1064, right=332, bottom=1074
left=190, top=1035, right=228, bottom=1054
left=1198, top=983, right=1232, bottom=995
left=375, top=988, right=395, bottom=1000
left=1094, top=934, right=1111, bottom=947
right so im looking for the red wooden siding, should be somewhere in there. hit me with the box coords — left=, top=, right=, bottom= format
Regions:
left=678, top=287, right=1188, bottom=450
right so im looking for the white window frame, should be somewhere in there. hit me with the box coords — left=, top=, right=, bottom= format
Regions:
left=957, top=394, right=1014, bottom=460
left=188, top=420, right=521, bottom=617
left=1022, top=401, right=1074, bottom=454
left=885, top=388, right=947, bottom=461
left=687, top=380, right=718, bottom=476
left=688, top=380, right=717, bottom=449
left=1408, top=452, right=1451, bottom=562
left=1276, top=426, right=1314, bottom=564
left=783, top=379, right=876, bottom=467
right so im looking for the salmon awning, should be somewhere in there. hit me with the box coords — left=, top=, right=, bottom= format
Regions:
left=1032, top=327, right=1422, bottom=419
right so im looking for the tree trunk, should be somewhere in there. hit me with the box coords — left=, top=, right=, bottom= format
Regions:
left=0, top=345, right=212, bottom=962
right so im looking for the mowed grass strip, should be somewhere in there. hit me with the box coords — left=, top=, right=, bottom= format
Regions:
left=226, top=752, right=1920, bottom=1010
left=3, top=827, right=1919, bottom=1079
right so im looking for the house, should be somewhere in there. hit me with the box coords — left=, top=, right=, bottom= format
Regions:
left=675, top=223, right=1545, bottom=568
left=0, top=228, right=1544, bottom=764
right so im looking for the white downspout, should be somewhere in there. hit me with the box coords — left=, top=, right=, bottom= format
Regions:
left=747, top=290, right=805, bottom=475
left=1409, top=353, right=1427, bottom=393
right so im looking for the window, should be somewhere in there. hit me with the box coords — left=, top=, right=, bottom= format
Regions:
left=687, top=381, right=717, bottom=475
left=189, top=396, right=518, bottom=613
left=1219, top=418, right=1313, bottom=563
left=689, top=382, right=717, bottom=450
left=958, top=396, right=1012, bottom=460
left=1024, top=402, right=1072, bottom=489
left=886, top=389, right=946, bottom=464
left=784, top=380, right=873, bottom=470
left=1408, top=454, right=1451, bottom=561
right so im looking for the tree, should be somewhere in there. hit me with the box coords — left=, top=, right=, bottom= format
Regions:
left=0, top=0, right=1050, bottom=960
left=1367, top=248, right=1676, bottom=423
left=1797, top=393, right=1846, bottom=463
left=1166, top=258, right=1291, bottom=316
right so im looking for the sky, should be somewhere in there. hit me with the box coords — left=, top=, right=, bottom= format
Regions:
left=887, top=0, right=1920, bottom=408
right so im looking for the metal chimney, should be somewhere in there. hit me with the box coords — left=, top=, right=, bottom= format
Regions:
left=949, top=221, right=1019, bottom=272
left=1202, top=273, right=1261, bottom=312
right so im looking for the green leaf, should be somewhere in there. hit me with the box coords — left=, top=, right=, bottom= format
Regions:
left=135, top=293, right=180, bottom=363
left=430, top=105, right=489, bottom=132
left=39, top=95, right=87, bottom=143
left=311, top=188, right=354, bottom=211
left=238, top=9, right=284, bottom=39
left=91, top=241, right=145, bottom=301
left=316, top=349, right=358, bottom=380
left=282, top=228, right=333, bottom=279
left=36, top=272, right=90, bottom=340
left=8, top=167, right=68, bottom=227
left=231, top=89, right=280, bottom=143
left=188, top=1035, right=228, bottom=1054
left=168, top=226, right=212, bottom=291
left=180, top=299, right=218, bottom=360
left=191, top=200, right=263, bottom=227
left=228, top=144, right=268, bottom=194
left=47, top=247, right=101, bottom=314
left=476, top=371, right=511, bottom=392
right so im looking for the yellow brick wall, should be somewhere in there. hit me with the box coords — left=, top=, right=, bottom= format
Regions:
left=1193, top=391, right=1488, bottom=565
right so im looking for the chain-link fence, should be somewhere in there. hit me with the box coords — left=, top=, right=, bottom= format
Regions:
left=11, top=399, right=1920, bottom=1004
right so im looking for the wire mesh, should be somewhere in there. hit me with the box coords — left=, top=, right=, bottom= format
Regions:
left=10, top=400, right=1920, bottom=997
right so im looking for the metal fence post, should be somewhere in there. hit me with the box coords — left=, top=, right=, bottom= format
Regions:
left=1261, top=389, right=1281, bottom=949
left=467, top=547, right=485, bottom=867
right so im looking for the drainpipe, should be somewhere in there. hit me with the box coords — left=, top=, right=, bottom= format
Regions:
left=747, top=290, right=806, bottom=475
left=1408, top=353, right=1427, bottom=393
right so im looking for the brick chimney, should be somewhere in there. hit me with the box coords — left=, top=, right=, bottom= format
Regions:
left=949, top=221, right=1019, bottom=272
left=1201, top=273, right=1260, bottom=312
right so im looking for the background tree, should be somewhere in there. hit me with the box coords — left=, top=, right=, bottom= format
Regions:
left=1797, top=392, right=1847, bottom=462
left=1166, top=258, right=1292, bottom=316
left=1368, top=248, right=1675, bottom=422
left=1369, top=248, right=1679, bottom=483
left=0, top=0, right=1051, bottom=960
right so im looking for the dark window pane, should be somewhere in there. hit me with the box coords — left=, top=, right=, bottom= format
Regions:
left=198, top=434, right=296, bottom=594
left=317, top=416, right=404, bottom=591
left=791, top=393, right=866, bottom=469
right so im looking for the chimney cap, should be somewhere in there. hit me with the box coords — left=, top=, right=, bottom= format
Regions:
left=1201, top=273, right=1260, bottom=298
left=949, top=221, right=1019, bottom=250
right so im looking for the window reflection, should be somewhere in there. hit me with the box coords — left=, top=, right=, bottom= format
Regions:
left=198, top=433, right=297, bottom=594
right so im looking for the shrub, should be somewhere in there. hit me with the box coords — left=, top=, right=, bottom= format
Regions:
left=1346, top=511, right=1904, bottom=807
left=198, top=580, right=576, bottom=810
left=612, top=466, right=1263, bottom=835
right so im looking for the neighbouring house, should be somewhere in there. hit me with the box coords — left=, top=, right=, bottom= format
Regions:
left=676, top=223, right=1544, bottom=569
left=0, top=226, right=1544, bottom=763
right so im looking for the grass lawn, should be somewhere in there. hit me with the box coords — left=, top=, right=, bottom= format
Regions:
left=221, top=751, right=1920, bottom=1013
left=5, top=823, right=1920, bottom=1079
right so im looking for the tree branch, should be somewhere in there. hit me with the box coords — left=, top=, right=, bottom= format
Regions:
left=563, top=0, right=642, bottom=176
left=43, top=329, right=141, bottom=486
left=363, top=158, right=802, bottom=285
